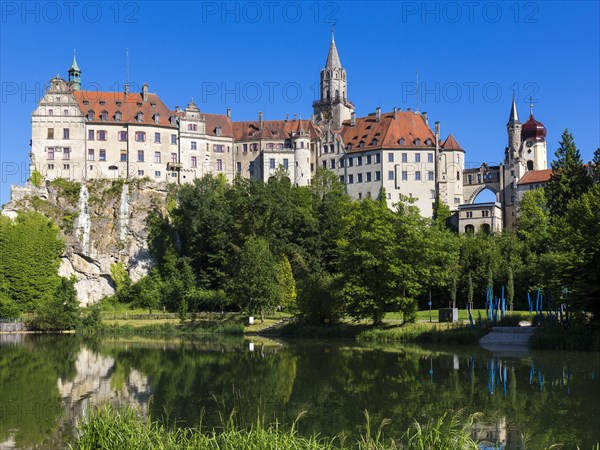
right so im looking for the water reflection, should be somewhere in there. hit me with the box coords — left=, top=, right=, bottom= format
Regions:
left=0, top=336, right=598, bottom=449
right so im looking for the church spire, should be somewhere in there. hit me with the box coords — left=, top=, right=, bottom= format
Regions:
left=68, top=49, right=81, bottom=91
left=507, top=92, right=519, bottom=125
left=325, top=24, right=342, bottom=68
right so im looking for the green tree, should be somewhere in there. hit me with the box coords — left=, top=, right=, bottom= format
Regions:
left=432, top=196, right=453, bottom=231
left=467, top=272, right=474, bottom=310
left=31, top=277, right=80, bottom=331
left=296, top=270, right=344, bottom=324
left=546, top=129, right=593, bottom=216
left=231, top=236, right=279, bottom=322
left=275, top=255, right=296, bottom=310
left=507, top=266, right=515, bottom=311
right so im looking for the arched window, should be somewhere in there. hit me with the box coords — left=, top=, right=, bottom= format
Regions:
left=465, top=224, right=475, bottom=234
left=527, top=160, right=534, bottom=170
left=335, top=90, right=339, bottom=100
left=100, top=110, right=108, bottom=121
left=87, top=110, right=95, bottom=120
left=115, top=111, right=122, bottom=122
left=398, top=138, right=405, bottom=145
left=327, top=90, right=331, bottom=101
left=136, top=111, right=144, bottom=122
left=481, top=223, right=491, bottom=234
left=414, top=138, right=421, bottom=146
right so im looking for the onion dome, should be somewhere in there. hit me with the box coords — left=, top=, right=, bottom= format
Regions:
left=521, top=115, right=546, bottom=142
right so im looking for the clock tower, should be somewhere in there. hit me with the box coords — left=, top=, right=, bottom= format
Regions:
left=520, top=102, right=547, bottom=171
left=313, top=27, right=354, bottom=130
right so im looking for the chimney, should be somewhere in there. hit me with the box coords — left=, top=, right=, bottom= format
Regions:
left=407, top=107, right=411, bottom=111
left=422, top=111, right=428, bottom=124
left=226, top=108, right=231, bottom=119
left=351, top=111, right=356, bottom=126
left=293, top=114, right=297, bottom=121
left=175, top=106, right=181, bottom=112
left=435, top=121, right=440, bottom=142
left=258, top=111, right=263, bottom=130
left=376, top=107, right=381, bottom=122
left=142, top=83, right=148, bottom=102
left=285, top=113, right=289, bottom=122
left=124, top=83, right=129, bottom=96
left=393, top=107, right=397, bottom=120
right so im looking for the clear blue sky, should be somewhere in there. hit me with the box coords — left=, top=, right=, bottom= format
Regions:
left=1, top=1, right=599, bottom=205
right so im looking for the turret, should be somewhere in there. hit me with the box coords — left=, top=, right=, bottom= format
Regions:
left=506, top=94, right=521, bottom=159
left=68, top=49, right=81, bottom=91
left=293, top=121, right=311, bottom=186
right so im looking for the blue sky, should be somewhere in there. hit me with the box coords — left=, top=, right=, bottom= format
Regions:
left=1, top=1, right=599, bottom=205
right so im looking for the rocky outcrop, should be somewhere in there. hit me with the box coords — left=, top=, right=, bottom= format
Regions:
left=1, top=179, right=170, bottom=306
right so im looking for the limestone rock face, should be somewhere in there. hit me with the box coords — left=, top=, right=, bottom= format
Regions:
left=2, top=180, right=170, bottom=306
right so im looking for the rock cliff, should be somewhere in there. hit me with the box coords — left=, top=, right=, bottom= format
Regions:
left=1, top=179, right=171, bottom=305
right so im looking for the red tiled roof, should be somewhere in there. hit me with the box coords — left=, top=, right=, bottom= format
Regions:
left=204, top=113, right=234, bottom=137
left=73, top=90, right=176, bottom=128
left=339, top=111, right=436, bottom=152
left=231, top=119, right=320, bottom=141
left=517, top=168, right=552, bottom=185
left=441, top=134, right=464, bottom=151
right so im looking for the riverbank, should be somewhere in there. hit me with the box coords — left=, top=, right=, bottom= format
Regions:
left=71, top=404, right=482, bottom=450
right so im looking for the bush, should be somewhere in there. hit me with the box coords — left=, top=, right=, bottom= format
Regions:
left=29, top=277, right=80, bottom=331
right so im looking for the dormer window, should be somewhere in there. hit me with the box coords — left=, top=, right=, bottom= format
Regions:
left=100, top=110, right=108, bottom=121
left=414, top=138, right=421, bottom=146
left=116, top=101, right=122, bottom=106
left=154, top=113, right=160, bottom=124
left=150, top=103, right=156, bottom=108
left=398, top=138, right=405, bottom=145
left=170, top=116, right=177, bottom=125
left=115, top=111, right=122, bottom=122
left=359, top=141, right=365, bottom=148
left=425, top=138, right=433, bottom=146
left=99, top=100, right=106, bottom=106
left=137, top=102, right=143, bottom=107
left=215, top=126, right=222, bottom=137
left=347, top=143, right=353, bottom=150
left=136, top=111, right=144, bottom=122
left=87, top=110, right=95, bottom=121
left=83, top=100, right=89, bottom=105
left=371, top=139, right=378, bottom=146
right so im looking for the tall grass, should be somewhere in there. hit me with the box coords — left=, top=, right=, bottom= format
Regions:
left=357, top=322, right=488, bottom=345
left=71, top=405, right=485, bottom=450
left=530, top=322, right=600, bottom=351
left=100, top=321, right=244, bottom=338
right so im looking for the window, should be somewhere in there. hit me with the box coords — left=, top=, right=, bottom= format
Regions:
left=136, top=112, right=144, bottom=122
left=63, top=109, right=68, bottom=116
left=243, top=143, right=248, bottom=152
left=375, top=171, right=381, bottom=181
left=348, top=174, right=354, bottom=184
left=88, top=129, right=94, bottom=141
left=236, top=162, right=242, bottom=173
left=48, top=164, right=54, bottom=170
left=358, top=193, right=362, bottom=200
left=100, top=111, right=108, bottom=121
left=170, top=153, right=177, bottom=163
left=154, top=152, right=161, bottom=163
left=402, top=171, right=408, bottom=181
left=402, top=153, right=407, bottom=163
left=457, top=171, right=461, bottom=181
left=388, top=170, right=395, bottom=180
left=375, top=154, right=381, bottom=164
left=120, top=150, right=127, bottom=162
left=138, top=170, right=145, bottom=176
left=216, top=159, right=223, bottom=171
left=366, top=155, right=372, bottom=164
left=339, top=158, right=345, bottom=168
left=97, top=130, right=107, bottom=141
left=155, top=171, right=161, bottom=178
left=269, top=158, right=276, bottom=169
left=154, top=133, right=161, bottom=143
left=252, top=143, right=258, bottom=151
left=249, top=161, right=255, bottom=175
left=138, top=150, right=144, bottom=162
left=47, top=128, right=54, bottom=139
left=214, top=144, right=224, bottom=153
left=348, top=157, right=354, bottom=167
left=428, top=153, right=434, bottom=163
left=63, top=164, right=70, bottom=170
left=366, top=172, right=372, bottom=182
left=322, top=160, right=327, bottom=169
left=171, top=134, right=177, bottom=144
left=414, top=138, right=421, bottom=146
left=118, top=131, right=127, bottom=141
left=455, top=197, right=461, bottom=205
left=191, top=156, right=197, bottom=168
left=283, top=159, right=289, bottom=169
left=330, top=159, right=335, bottom=169
left=88, top=111, right=95, bottom=120
left=47, top=147, right=55, bottom=160
left=63, top=128, right=70, bottom=139
left=415, top=153, right=421, bottom=163
left=357, top=156, right=362, bottom=166
left=428, top=171, right=434, bottom=181
left=357, top=173, right=363, bottom=183
left=99, top=150, right=106, bottom=161
left=63, top=147, right=71, bottom=160
left=115, top=111, right=122, bottom=122
left=191, top=141, right=197, bottom=150
left=154, top=114, right=160, bottom=124
left=135, top=131, right=145, bottom=142
left=388, top=153, right=394, bottom=162
left=415, top=171, right=421, bottom=181
left=188, top=124, right=197, bottom=131
left=430, top=190, right=436, bottom=199
left=88, top=149, right=95, bottom=161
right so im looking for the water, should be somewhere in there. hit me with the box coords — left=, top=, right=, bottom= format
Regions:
left=76, top=185, right=90, bottom=256
left=0, top=335, right=598, bottom=449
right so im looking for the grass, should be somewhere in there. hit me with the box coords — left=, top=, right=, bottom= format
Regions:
left=357, top=322, right=489, bottom=345
left=530, top=321, right=600, bottom=351
left=70, top=404, right=484, bottom=450
left=100, top=321, right=244, bottom=338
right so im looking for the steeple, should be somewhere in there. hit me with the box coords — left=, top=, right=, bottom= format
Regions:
left=325, top=24, right=342, bottom=68
left=68, top=49, right=81, bottom=91
left=507, top=92, right=520, bottom=125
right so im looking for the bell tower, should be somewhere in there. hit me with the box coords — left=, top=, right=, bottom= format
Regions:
left=68, top=49, right=81, bottom=91
left=313, top=26, right=354, bottom=130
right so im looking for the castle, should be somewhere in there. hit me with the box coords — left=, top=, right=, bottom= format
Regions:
left=28, top=31, right=549, bottom=231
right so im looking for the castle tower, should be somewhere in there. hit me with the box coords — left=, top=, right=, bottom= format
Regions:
left=313, top=26, right=354, bottom=130
left=293, top=120, right=311, bottom=186
left=68, top=50, right=81, bottom=91
left=521, top=102, right=547, bottom=171
left=506, top=94, right=521, bottom=161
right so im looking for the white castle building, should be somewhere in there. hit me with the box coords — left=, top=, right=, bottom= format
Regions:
left=29, top=33, right=546, bottom=225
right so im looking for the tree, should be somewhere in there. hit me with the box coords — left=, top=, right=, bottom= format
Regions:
left=507, top=266, right=515, bottom=311
left=31, top=277, right=80, bottom=331
left=546, top=129, right=593, bottom=216
left=432, top=196, right=453, bottom=231
left=593, top=148, right=600, bottom=184
left=274, top=255, right=296, bottom=311
left=296, top=271, right=344, bottom=324
left=467, top=272, right=474, bottom=310
left=516, top=189, right=552, bottom=253
left=231, top=236, right=279, bottom=322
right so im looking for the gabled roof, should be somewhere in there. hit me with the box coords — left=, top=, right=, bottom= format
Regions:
left=339, top=111, right=436, bottom=152
left=231, top=119, right=320, bottom=141
left=73, top=90, right=176, bottom=128
left=441, top=134, right=464, bottom=151
left=517, top=168, right=552, bottom=185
